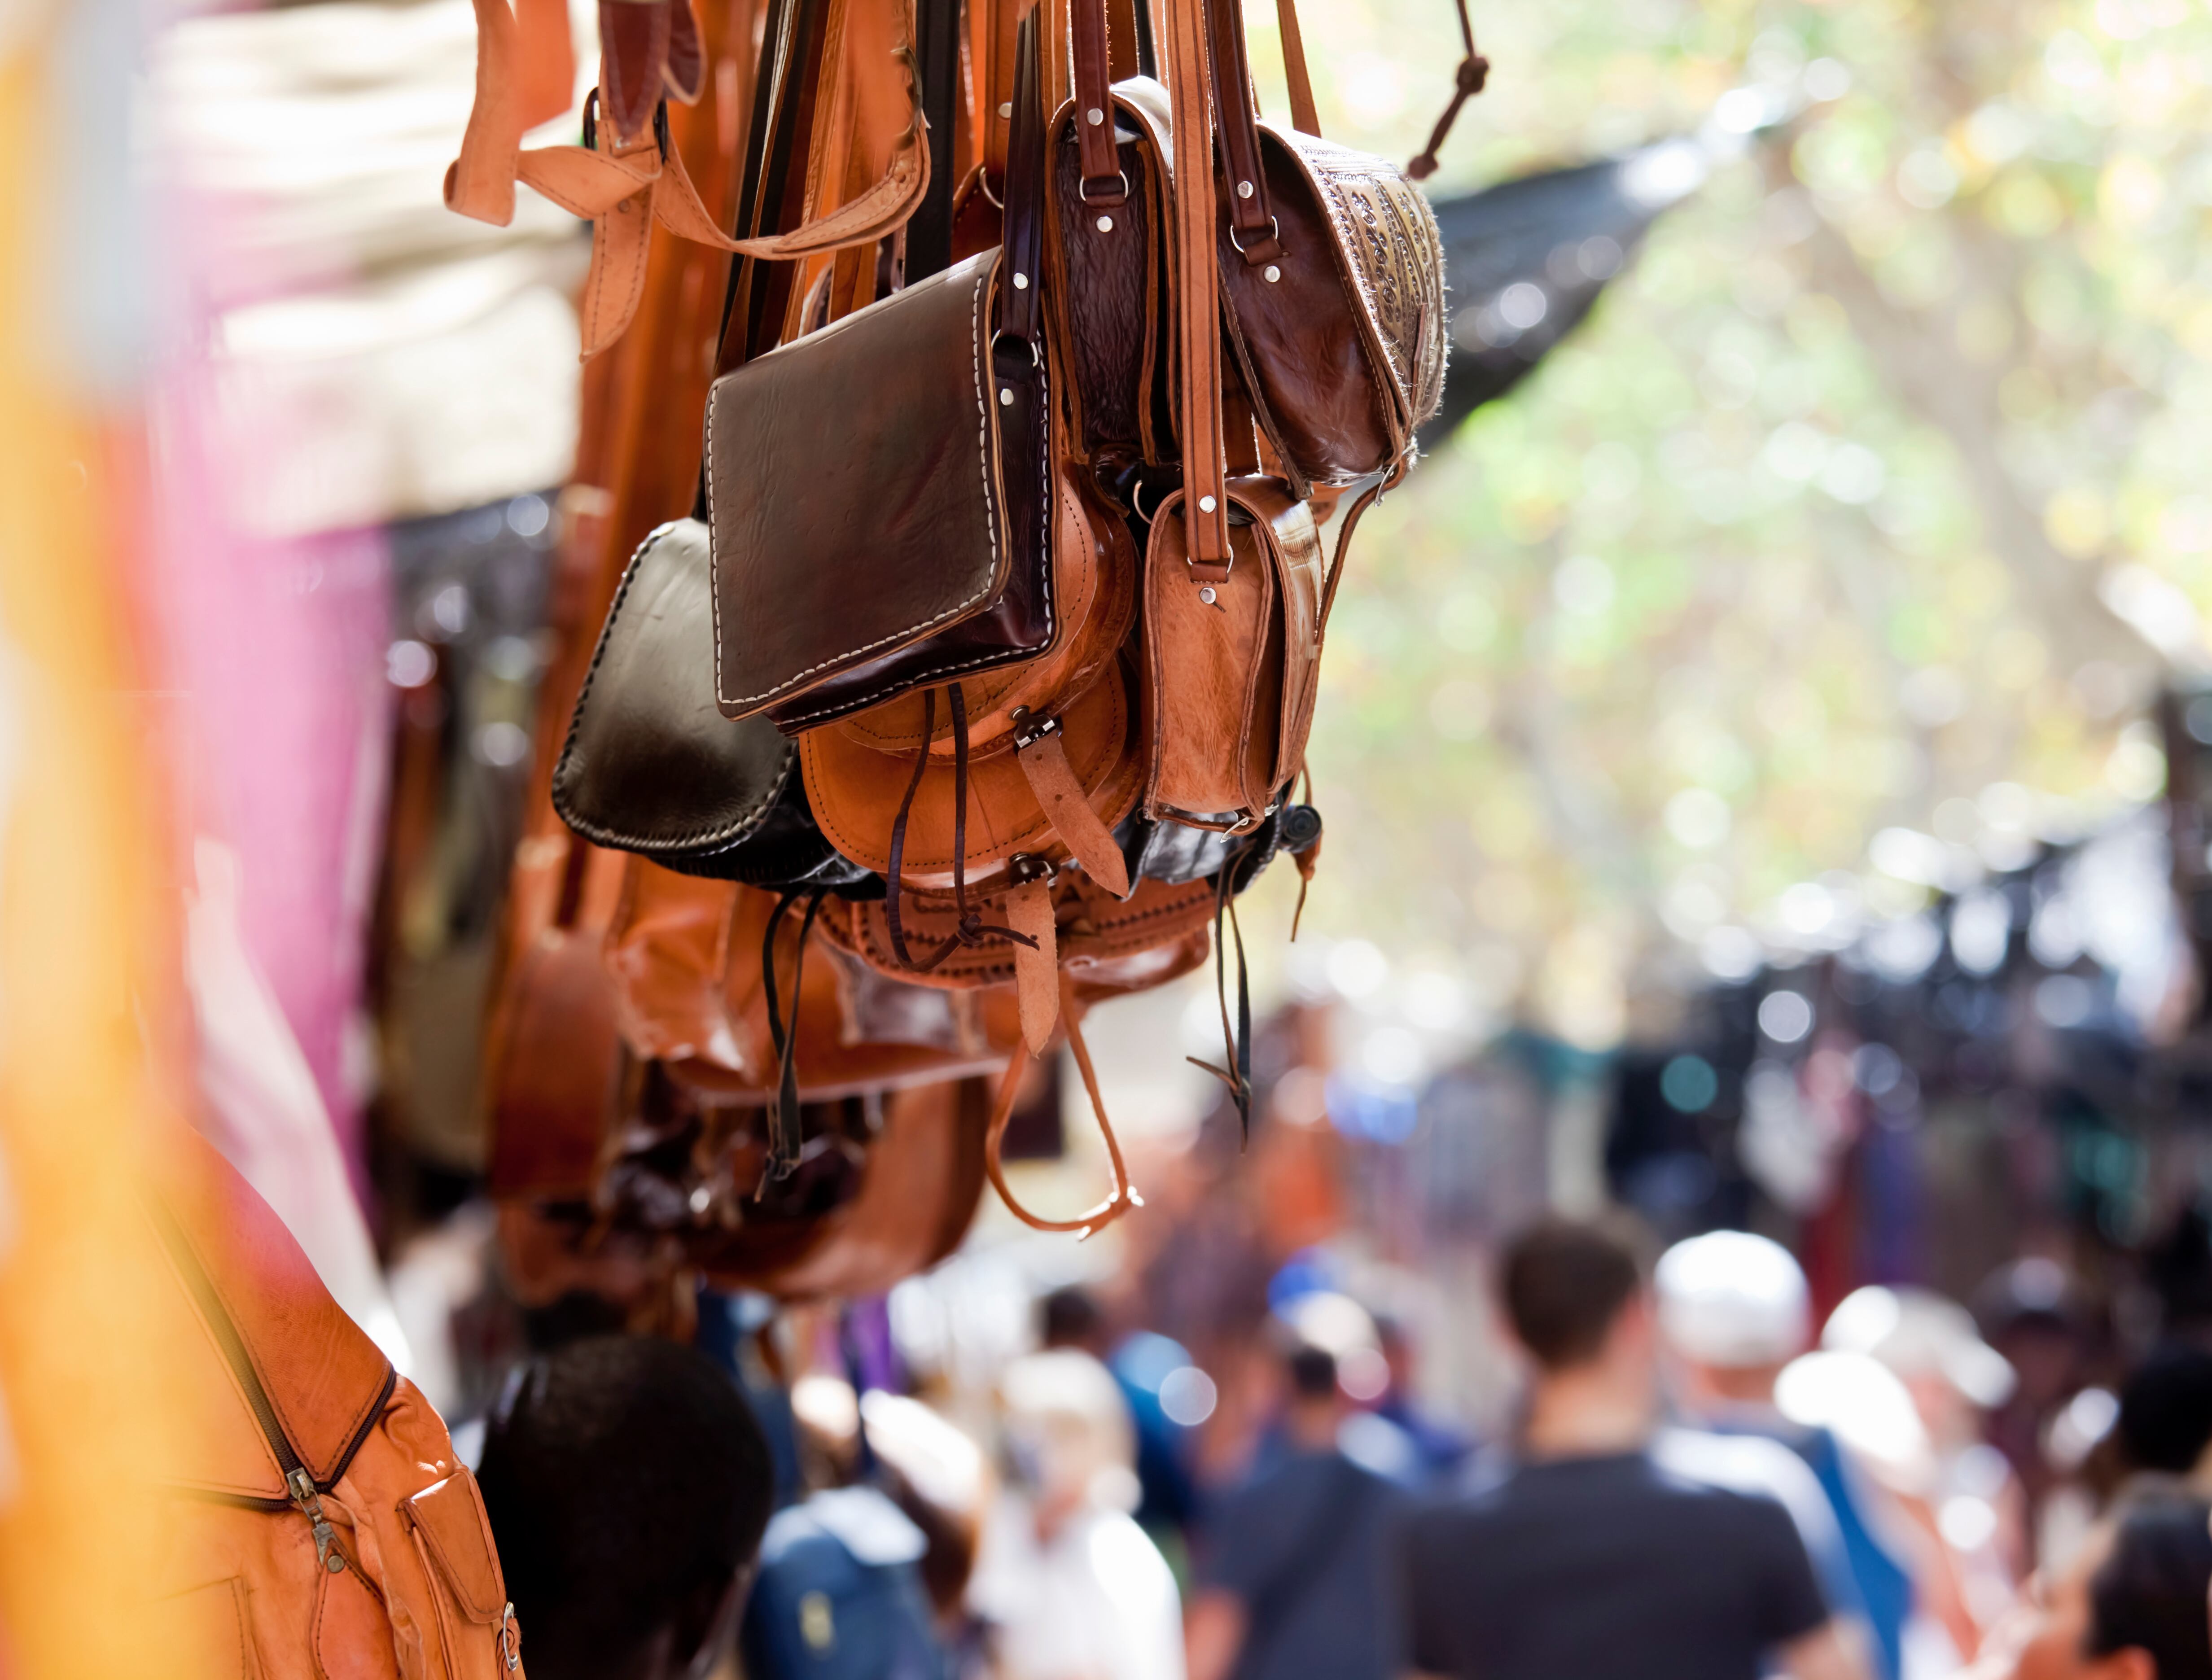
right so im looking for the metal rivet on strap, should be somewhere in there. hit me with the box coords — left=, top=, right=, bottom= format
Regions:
left=1000, top=387, right=1014, bottom=406
left=999, top=101, right=1013, bottom=118
left=1198, top=495, right=1217, bottom=512
left=1264, top=264, right=1281, bottom=283
left=1013, top=272, right=1029, bottom=289
left=1096, top=214, right=1114, bottom=232
left=1199, top=586, right=1218, bottom=604
left=1237, top=180, right=1255, bottom=198
left=1087, top=106, right=1105, bottom=124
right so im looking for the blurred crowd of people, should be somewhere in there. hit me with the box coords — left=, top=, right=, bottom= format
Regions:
left=459, top=1205, right=2212, bottom=1680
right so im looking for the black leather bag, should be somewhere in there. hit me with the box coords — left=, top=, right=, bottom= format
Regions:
left=551, top=519, right=870, bottom=890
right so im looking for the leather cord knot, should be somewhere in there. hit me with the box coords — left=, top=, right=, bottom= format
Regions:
left=1406, top=0, right=1489, bottom=182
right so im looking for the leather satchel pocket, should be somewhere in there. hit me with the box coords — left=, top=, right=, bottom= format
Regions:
left=707, top=246, right=1054, bottom=728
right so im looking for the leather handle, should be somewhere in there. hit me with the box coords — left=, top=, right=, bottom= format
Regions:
left=1273, top=0, right=1319, bottom=136
left=996, top=10, right=1047, bottom=346
left=985, top=0, right=1024, bottom=178
left=1164, top=0, right=1231, bottom=572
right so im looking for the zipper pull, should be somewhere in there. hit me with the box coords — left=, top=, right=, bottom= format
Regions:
left=287, top=1468, right=345, bottom=1574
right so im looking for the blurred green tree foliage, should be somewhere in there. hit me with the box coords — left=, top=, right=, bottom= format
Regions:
left=1259, top=0, right=2199, bottom=1042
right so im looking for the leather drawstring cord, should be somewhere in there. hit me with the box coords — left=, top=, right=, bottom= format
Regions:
left=759, top=885, right=829, bottom=1180
left=1186, top=843, right=1256, bottom=1141
left=985, top=968, right=1141, bottom=1237
left=1290, top=766, right=1318, bottom=940
left=1406, top=0, right=1488, bottom=182
left=884, top=683, right=1039, bottom=971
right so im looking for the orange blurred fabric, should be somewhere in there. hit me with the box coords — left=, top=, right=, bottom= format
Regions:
left=0, top=50, right=220, bottom=1680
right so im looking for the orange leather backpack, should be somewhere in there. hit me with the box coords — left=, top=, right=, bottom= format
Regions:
left=149, top=1124, right=522, bottom=1679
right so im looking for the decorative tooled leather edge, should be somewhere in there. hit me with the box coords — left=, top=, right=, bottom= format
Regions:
left=709, top=259, right=1016, bottom=715
left=550, top=521, right=798, bottom=855
left=1264, top=122, right=1437, bottom=448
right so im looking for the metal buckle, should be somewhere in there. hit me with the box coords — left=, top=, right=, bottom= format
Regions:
left=992, top=330, right=1043, bottom=369
left=1078, top=170, right=1132, bottom=205
left=1007, top=851, right=1053, bottom=885
left=1227, top=215, right=1280, bottom=257
left=582, top=90, right=671, bottom=160
left=497, top=1603, right=522, bottom=1672
left=1011, top=708, right=1060, bottom=752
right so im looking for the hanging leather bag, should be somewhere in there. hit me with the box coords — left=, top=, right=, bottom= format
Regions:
left=1201, top=0, right=1450, bottom=497
left=1137, top=0, right=1326, bottom=836
left=708, top=15, right=1056, bottom=731
left=552, top=519, right=867, bottom=888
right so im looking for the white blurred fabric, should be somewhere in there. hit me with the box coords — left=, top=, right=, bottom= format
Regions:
left=968, top=1495, right=1186, bottom=1680
left=186, top=837, right=414, bottom=1372
left=148, top=0, right=596, bottom=534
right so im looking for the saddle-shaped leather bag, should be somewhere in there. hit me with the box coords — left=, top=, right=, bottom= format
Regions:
left=1054, top=0, right=1446, bottom=503
left=551, top=518, right=865, bottom=888
left=710, top=16, right=1056, bottom=731
left=1203, top=0, right=1448, bottom=495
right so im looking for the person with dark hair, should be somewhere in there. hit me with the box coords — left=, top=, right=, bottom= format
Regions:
left=1039, top=1283, right=1111, bottom=1355
left=1185, top=1335, right=1409, bottom=1680
left=1401, top=1218, right=1867, bottom=1680
left=477, top=1335, right=775, bottom=1680
left=1979, top=1493, right=2212, bottom=1680
left=2116, top=1346, right=2212, bottom=1483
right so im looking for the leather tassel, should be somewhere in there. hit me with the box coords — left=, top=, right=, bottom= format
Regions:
left=758, top=887, right=828, bottom=1181
left=1290, top=831, right=1321, bottom=940
left=1187, top=854, right=1255, bottom=1141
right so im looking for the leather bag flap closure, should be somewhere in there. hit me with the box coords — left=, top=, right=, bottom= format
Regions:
left=402, top=1470, right=509, bottom=1624
left=554, top=519, right=796, bottom=855
left=708, top=249, right=1012, bottom=721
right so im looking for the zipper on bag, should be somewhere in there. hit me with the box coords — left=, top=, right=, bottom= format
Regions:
left=150, top=1195, right=395, bottom=1574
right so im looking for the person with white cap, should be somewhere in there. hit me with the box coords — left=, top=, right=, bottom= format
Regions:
left=1826, top=1284, right=2028, bottom=1638
left=1656, top=1231, right=1919, bottom=1680
left=966, top=1349, right=1186, bottom=1680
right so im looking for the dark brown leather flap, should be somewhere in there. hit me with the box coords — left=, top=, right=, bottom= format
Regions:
left=709, top=249, right=1011, bottom=720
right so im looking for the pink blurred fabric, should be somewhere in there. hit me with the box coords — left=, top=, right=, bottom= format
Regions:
left=142, top=234, right=394, bottom=1207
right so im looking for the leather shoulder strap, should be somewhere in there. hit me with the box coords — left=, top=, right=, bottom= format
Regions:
left=1165, top=0, right=1231, bottom=575
left=1273, top=0, right=1319, bottom=136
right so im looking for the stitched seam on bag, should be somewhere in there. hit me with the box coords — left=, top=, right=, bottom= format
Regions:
left=552, top=525, right=796, bottom=852
left=717, top=270, right=1003, bottom=711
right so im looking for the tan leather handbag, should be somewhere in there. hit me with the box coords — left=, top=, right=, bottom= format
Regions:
left=1136, top=0, right=1327, bottom=836
left=150, top=1125, right=522, bottom=1679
